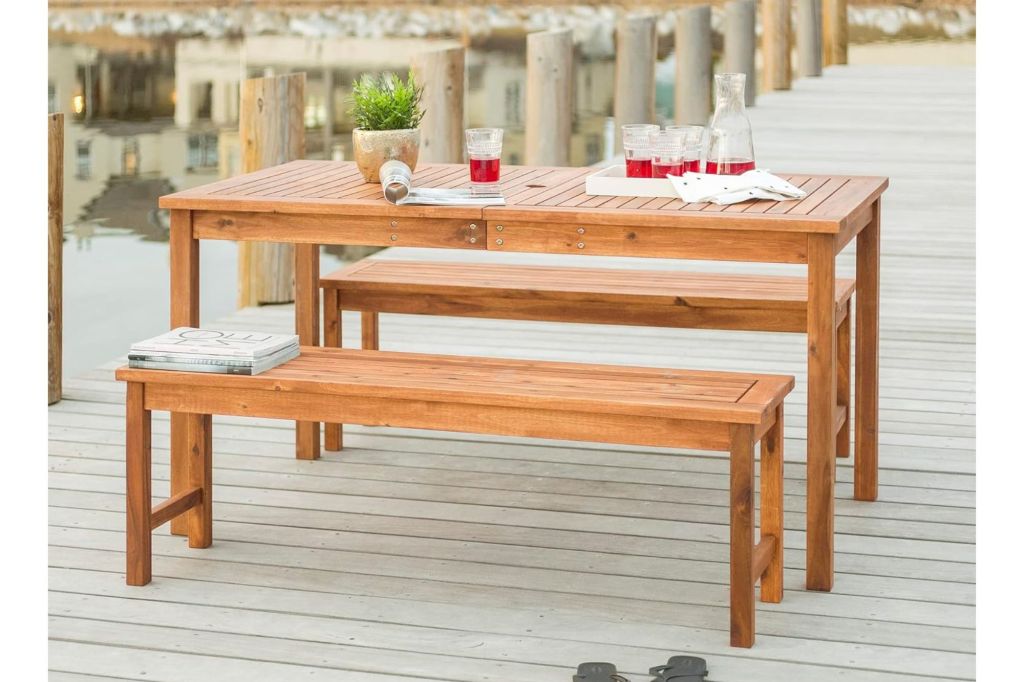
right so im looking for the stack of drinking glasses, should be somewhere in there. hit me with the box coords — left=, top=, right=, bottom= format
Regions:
left=620, top=72, right=757, bottom=178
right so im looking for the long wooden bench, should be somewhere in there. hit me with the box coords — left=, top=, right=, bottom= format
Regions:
left=117, top=348, right=792, bottom=647
left=321, top=259, right=854, bottom=454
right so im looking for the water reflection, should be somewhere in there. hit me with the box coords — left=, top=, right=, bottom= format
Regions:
left=49, top=32, right=623, bottom=245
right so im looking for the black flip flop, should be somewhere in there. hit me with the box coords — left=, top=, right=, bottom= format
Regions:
left=573, top=662, right=630, bottom=682
left=649, top=655, right=709, bottom=682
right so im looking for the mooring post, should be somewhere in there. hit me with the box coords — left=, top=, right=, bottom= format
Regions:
left=237, top=73, right=306, bottom=308
left=525, top=29, right=573, bottom=166
left=796, top=0, right=824, bottom=77
left=724, top=0, right=758, bottom=106
left=674, top=5, right=713, bottom=126
left=762, top=0, right=793, bottom=91
left=48, top=113, right=64, bottom=405
left=614, top=14, right=657, bottom=150
left=411, top=46, right=466, bottom=163
left=823, top=0, right=849, bottom=66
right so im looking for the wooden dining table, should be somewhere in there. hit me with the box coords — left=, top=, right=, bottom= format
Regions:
left=159, top=160, right=887, bottom=592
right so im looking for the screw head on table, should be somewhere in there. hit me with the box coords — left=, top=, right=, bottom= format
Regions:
left=577, top=242, right=585, bottom=249
left=495, top=238, right=504, bottom=246
left=496, top=225, right=504, bottom=231
left=390, top=234, right=398, bottom=241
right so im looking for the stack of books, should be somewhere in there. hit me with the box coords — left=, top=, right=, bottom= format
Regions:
left=129, top=328, right=300, bottom=375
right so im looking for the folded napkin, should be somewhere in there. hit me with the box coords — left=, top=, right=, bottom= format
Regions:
left=667, top=169, right=806, bottom=205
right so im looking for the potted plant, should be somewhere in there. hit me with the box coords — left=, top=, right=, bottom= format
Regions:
left=350, top=71, right=424, bottom=183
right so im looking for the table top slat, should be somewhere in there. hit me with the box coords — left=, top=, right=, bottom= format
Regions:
left=160, top=160, right=887, bottom=233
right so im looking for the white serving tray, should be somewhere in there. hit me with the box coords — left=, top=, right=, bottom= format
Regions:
left=585, top=164, right=678, bottom=198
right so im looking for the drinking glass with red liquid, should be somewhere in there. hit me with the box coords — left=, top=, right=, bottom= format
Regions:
left=621, top=124, right=659, bottom=178
left=706, top=73, right=756, bottom=176
left=465, top=128, right=503, bottom=187
left=665, top=125, right=705, bottom=173
left=650, top=132, right=684, bottom=179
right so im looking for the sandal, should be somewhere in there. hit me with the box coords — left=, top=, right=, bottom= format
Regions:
left=573, top=662, right=630, bottom=682
left=649, top=655, right=709, bottom=682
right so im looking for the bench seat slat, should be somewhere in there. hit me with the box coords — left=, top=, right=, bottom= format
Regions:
left=115, top=348, right=792, bottom=425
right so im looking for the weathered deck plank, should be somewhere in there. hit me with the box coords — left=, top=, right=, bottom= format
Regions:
left=49, top=65, right=975, bottom=680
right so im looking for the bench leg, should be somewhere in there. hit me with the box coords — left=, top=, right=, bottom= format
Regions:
left=295, top=242, right=321, bottom=461
left=729, top=423, right=756, bottom=648
left=126, top=382, right=152, bottom=586
left=362, top=311, right=380, bottom=350
left=323, top=289, right=343, bottom=451
left=760, top=405, right=784, bottom=604
left=837, top=301, right=851, bottom=458
left=187, top=414, right=213, bottom=548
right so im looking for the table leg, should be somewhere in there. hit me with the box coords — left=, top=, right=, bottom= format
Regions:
left=855, top=201, right=881, bottom=501
left=295, top=243, right=321, bottom=460
left=806, top=234, right=837, bottom=591
left=168, top=210, right=207, bottom=537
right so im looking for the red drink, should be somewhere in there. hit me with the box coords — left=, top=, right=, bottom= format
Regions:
left=683, top=159, right=701, bottom=173
left=469, top=157, right=500, bottom=183
left=652, top=162, right=684, bottom=178
left=625, top=158, right=652, bottom=178
left=705, top=159, right=755, bottom=175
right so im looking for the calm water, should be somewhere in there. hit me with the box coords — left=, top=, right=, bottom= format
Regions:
left=48, top=17, right=972, bottom=377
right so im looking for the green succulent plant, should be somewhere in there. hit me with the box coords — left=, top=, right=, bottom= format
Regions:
left=350, top=71, right=425, bottom=131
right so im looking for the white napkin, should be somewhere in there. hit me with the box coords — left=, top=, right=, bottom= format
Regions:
left=667, top=169, right=806, bottom=205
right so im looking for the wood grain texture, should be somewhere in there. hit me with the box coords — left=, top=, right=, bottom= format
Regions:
left=125, top=383, right=151, bottom=586
left=729, top=423, right=755, bottom=647
left=675, top=5, right=713, bottom=126
left=186, top=413, right=212, bottom=548
left=321, top=287, right=343, bottom=452
left=823, top=0, right=849, bottom=66
left=323, top=259, right=855, bottom=333
left=294, top=242, right=320, bottom=460
left=525, top=30, right=573, bottom=166
left=856, top=201, right=881, bottom=501
left=237, top=73, right=305, bottom=307
left=411, top=46, right=465, bottom=164
left=48, top=113, right=63, bottom=405
left=614, top=14, right=657, bottom=143
left=724, top=0, right=757, bottom=106
left=796, top=0, right=824, bottom=77
left=760, top=405, right=784, bottom=603
left=762, top=0, right=793, bottom=92
left=837, top=299, right=851, bottom=458
left=361, top=312, right=380, bottom=350
left=806, top=233, right=837, bottom=591
left=168, top=209, right=199, bottom=537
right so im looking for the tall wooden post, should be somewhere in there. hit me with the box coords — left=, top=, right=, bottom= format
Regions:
left=674, top=5, right=712, bottom=126
left=614, top=14, right=657, bottom=149
left=762, top=0, right=793, bottom=91
left=525, top=29, right=573, bottom=166
left=411, top=46, right=466, bottom=163
left=237, top=73, right=305, bottom=308
left=823, top=0, right=848, bottom=66
left=724, top=0, right=757, bottom=106
left=48, top=113, right=64, bottom=405
left=796, top=0, right=823, bottom=77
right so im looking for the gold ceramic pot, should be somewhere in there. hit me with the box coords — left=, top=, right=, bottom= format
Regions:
left=352, top=128, right=420, bottom=183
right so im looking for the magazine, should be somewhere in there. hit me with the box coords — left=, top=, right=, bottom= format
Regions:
left=380, top=160, right=505, bottom=206
left=130, top=328, right=299, bottom=359
left=128, top=346, right=300, bottom=375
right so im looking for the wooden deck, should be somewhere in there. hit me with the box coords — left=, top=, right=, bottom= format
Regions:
left=49, top=65, right=975, bottom=681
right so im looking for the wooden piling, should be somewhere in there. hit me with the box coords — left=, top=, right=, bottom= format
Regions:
left=411, top=46, right=466, bottom=163
left=823, top=0, right=848, bottom=66
left=762, top=0, right=793, bottom=91
left=48, top=113, right=64, bottom=405
left=237, top=73, right=305, bottom=308
left=796, top=0, right=824, bottom=77
left=525, top=29, right=573, bottom=166
left=674, top=5, right=712, bottom=126
left=724, top=0, right=757, bottom=106
left=614, top=14, right=657, bottom=147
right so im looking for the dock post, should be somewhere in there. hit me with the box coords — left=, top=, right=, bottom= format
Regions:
left=614, top=14, right=657, bottom=149
left=48, top=113, right=63, bottom=405
left=411, top=46, right=466, bottom=163
left=724, top=0, right=758, bottom=106
left=237, top=73, right=306, bottom=308
left=762, top=0, right=793, bottom=92
left=823, top=0, right=848, bottom=66
left=796, top=0, right=823, bottom=77
left=674, top=5, right=712, bottom=126
left=525, top=29, right=573, bottom=166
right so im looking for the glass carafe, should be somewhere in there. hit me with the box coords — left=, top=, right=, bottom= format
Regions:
left=705, top=73, right=756, bottom=175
